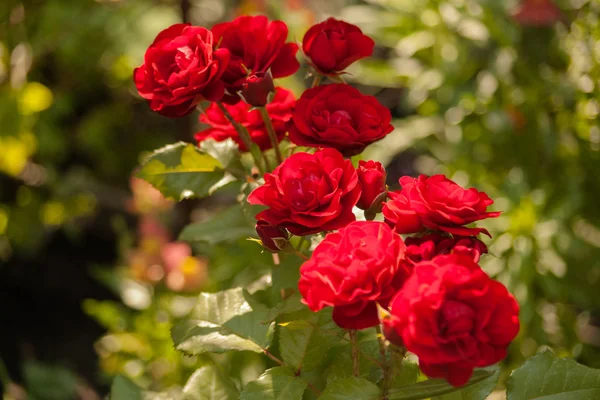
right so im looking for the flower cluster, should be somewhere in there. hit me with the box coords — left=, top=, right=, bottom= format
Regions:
left=135, top=14, right=519, bottom=389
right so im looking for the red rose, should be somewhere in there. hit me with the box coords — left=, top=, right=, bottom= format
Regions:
left=247, top=148, right=361, bottom=235
left=405, top=233, right=488, bottom=264
left=383, top=175, right=501, bottom=237
left=288, top=84, right=394, bottom=156
left=512, top=0, right=562, bottom=26
left=255, top=220, right=289, bottom=253
left=212, top=15, right=299, bottom=103
left=195, top=87, right=295, bottom=151
left=356, top=160, right=386, bottom=211
left=240, top=72, right=275, bottom=107
left=383, top=254, right=520, bottom=386
left=302, top=18, right=374, bottom=75
left=299, top=221, right=409, bottom=329
left=134, top=24, right=230, bottom=117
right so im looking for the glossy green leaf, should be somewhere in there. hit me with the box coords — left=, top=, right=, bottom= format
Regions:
left=507, top=350, right=600, bottom=400
left=278, top=310, right=343, bottom=372
left=240, top=367, right=308, bottom=400
left=320, top=377, right=380, bottom=400
left=181, top=365, right=239, bottom=400
left=432, top=367, right=499, bottom=400
left=111, top=375, right=143, bottom=400
left=179, top=204, right=259, bottom=245
left=137, top=142, right=224, bottom=201
left=387, top=368, right=498, bottom=400
left=171, top=288, right=275, bottom=355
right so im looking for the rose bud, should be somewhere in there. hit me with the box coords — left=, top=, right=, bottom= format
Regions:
left=357, top=160, right=386, bottom=212
left=240, top=71, right=275, bottom=107
left=256, top=220, right=290, bottom=253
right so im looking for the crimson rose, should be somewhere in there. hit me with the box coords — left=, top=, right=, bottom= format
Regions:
left=302, top=18, right=374, bottom=75
left=356, top=160, right=386, bottom=211
left=195, top=87, right=295, bottom=151
left=383, top=254, right=520, bottom=386
left=247, top=148, right=361, bottom=235
left=405, top=233, right=488, bottom=264
left=134, top=24, right=230, bottom=117
left=212, top=15, right=299, bottom=103
left=383, top=175, right=501, bottom=237
left=288, top=84, right=394, bottom=156
left=299, top=221, right=409, bottom=329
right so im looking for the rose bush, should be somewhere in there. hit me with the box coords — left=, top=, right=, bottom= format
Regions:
left=117, top=12, right=566, bottom=400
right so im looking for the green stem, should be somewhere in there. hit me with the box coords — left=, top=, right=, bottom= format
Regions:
left=349, top=329, right=360, bottom=377
left=217, top=102, right=265, bottom=174
left=259, top=107, right=283, bottom=165
left=376, top=326, right=392, bottom=399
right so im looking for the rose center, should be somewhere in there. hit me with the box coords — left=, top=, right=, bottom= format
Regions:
left=175, top=46, right=196, bottom=71
left=439, top=300, right=475, bottom=336
left=329, top=110, right=353, bottom=126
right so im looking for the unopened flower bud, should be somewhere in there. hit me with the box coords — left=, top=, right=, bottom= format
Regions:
left=256, top=220, right=290, bottom=253
left=240, top=71, right=275, bottom=107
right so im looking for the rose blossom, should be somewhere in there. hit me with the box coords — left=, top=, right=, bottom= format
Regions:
left=247, top=148, right=361, bottom=235
left=383, top=175, right=501, bottom=237
left=383, top=254, right=520, bottom=386
left=512, top=0, right=562, bottom=26
left=195, top=87, right=295, bottom=151
left=288, top=84, right=394, bottom=156
left=405, top=233, right=488, bottom=264
left=134, top=24, right=230, bottom=117
left=356, top=160, right=386, bottom=211
left=302, top=18, right=375, bottom=75
left=212, top=15, right=299, bottom=103
left=299, top=221, right=409, bottom=329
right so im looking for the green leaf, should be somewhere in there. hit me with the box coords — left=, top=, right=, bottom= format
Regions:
left=111, top=375, right=143, bottom=400
left=171, top=288, right=275, bottom=355
left=24, top=361, right=78, bottom=400
left=181, top=365, right=239, bottom=400
left=432, top=367, right=499, bottom=400
left=278, top=310, right=343, bottom=372
left=264, top=293, right=306, bottom=323
left=392, top=360, right=422, bottom=388
left=137, top=142, right=225, bottom=201
left=506, top=350, right=600, bottom=400
left=272, top=254, right=302, bottom=291
left=240, top=367, right=308, bottom=400
left=320, top=377, right=380, bottom=400
left=326, top=331, right=382, bottom=384
left=179, top=204, right=259, bottom=245
left=387, top=368, right=498, bottom=400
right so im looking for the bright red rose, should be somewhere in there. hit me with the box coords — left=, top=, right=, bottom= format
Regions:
left=302, top=18, right=374, bottom=75
left=356, top=160, right=386, bottom=211
left=512, top=0, right=562, bottom=26
left=134, top=24, right=230, bottom=117
left=288, top=84, right=394, bottom=156
left=195, top=87, right=295, bottom=151
left=383, top=254, right=520, bottom=387
left=383, top=175, right=501, bottom=237
left=405, top=233, right=488, bottom=264
left=247, top=148, right=361, bottom=235
left=299, top=221, right=409, bottom=329
left=212, top=15, right=299, bottom=103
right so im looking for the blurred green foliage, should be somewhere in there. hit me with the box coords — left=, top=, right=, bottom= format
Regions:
left=2, top=0, right=600, bottom=397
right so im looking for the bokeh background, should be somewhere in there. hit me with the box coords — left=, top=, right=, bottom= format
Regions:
left=1, top=0, right=600, bottom=398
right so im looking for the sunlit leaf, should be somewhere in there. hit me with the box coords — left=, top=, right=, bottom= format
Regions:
left=240, top=367, right=308, bottom=400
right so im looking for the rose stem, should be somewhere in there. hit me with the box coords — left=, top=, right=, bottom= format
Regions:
left=349, top=329, right=360, bottom=377
left=376, top=325, right=392, bottom=398
left=259, top=107, right=283, bottom=165
left=383, top=344, right=406, bottom=399
left=217, top=102, right=266, bottom=174
left=263, top=349, right=321, bottom=395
